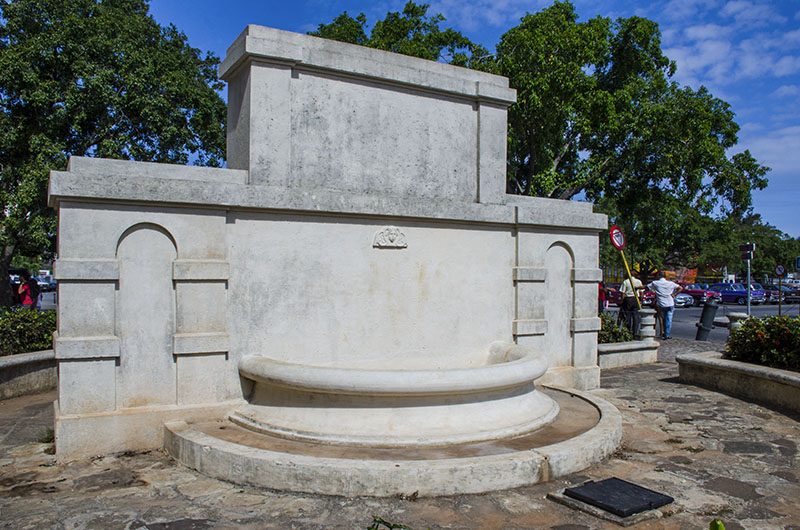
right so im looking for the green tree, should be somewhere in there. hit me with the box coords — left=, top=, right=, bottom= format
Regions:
left=310, top=1, right=491, bottom=69
left=728, top=215, right=800, bottom=280
left=0, top=0, right=226, bottom=306
left=494, top=2, right=768, bottom=274
left=497, top=2, right=767, bottom=207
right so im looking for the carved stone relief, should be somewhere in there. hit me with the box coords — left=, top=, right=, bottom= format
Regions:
left=373, top=226, right=407, bottom=248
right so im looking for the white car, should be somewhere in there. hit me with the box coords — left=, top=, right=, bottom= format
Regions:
left=674, top=293, right=695, bottom=308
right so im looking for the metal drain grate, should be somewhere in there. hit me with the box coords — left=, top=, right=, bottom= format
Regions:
left=563, top=477, right=674, bottom=517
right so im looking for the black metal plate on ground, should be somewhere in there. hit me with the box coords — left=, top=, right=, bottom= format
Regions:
left=563, top=477, right=674, bottom=517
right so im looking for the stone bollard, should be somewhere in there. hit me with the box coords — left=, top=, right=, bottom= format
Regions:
left=638, top=308, right=657, bottom=343
left=727, top=312, right=749, bottom=338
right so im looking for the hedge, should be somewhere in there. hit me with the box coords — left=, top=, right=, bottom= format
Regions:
left=726, top=316, right=800, bottom=371
left=0, top=308, right=56, bottom=357
left=599, top=312, right=633, bottom=344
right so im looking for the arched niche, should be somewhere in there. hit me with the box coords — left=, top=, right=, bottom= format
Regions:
left=543, top=242, right=575, bottom=368
left=115, top=223, right=178, bottom=408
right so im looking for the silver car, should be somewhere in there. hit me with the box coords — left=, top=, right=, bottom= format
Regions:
left=674, top=292, right=695, bottom=308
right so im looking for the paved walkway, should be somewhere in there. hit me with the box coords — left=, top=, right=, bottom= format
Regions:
left=2, top=339, right=799, bottom=529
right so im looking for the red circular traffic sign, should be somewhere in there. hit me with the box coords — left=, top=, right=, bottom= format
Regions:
left=609, top=225, right=626, bottom=250
left=776, top=264, right=786, bottom=276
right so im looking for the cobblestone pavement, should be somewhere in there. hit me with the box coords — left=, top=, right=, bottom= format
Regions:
left=2, top=339, right=799, bottom=529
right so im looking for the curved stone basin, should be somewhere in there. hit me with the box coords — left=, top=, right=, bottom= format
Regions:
left=233, top=342, right=558, bottom=447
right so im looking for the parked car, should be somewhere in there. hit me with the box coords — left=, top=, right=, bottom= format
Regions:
left=707, top=283, right=766, bottom=305
left=35, top=276, right=57, bottom=292
left=678, top=282, right=722, bottom=306
left=779, top=284, right=800, bottom=302
left=674, top=292, right=695, bottom=308
left=759, top=283, right=785, bottom=303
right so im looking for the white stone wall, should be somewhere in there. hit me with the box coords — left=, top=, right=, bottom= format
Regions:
left=221, top=25, right=515, bottom=204
left=49, top=26, right=607, bottom=460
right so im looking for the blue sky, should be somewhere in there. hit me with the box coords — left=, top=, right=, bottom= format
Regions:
left=150, top=0, right=800, bottom=239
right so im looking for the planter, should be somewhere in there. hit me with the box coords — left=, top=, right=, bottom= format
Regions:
left=677, top=351, right=800, bottom=413
left=0, top=349, right=56, bottom=400
left=598, top=340, right=659, bottom=369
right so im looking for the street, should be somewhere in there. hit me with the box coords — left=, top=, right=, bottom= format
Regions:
left=606, top=302, right=800, bottom=343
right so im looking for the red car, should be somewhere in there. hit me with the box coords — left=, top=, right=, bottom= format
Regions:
left=678, top=283, right=722, bottom=307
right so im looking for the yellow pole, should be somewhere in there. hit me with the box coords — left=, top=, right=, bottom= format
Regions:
left=620, top=249, right=641, bottom=309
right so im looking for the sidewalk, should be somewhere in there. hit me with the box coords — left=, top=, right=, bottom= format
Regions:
left=2, top=338, right=799, bottom=529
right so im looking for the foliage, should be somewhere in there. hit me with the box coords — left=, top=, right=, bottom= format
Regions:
left=38, top=427, right=55, bottom=444
left=310, top=1, right=491, bottom=69
left=702, top=214, right=800, bottom=280
left=493, top=2, right=768, bottom=276
left=598, top=312, right=633, bottom=343
left=726, top=316, right=800, bottom=371
left=10, top=255, right=49, bottom=274
left=599, top=211, right=800, bottom=283
left=709, top=519, right=726, bottom=530
left=496, top=2, right=768, bottom=208
left=0, top=308, right=56, bottom=356
left=0, top=0, right=227, bottom=306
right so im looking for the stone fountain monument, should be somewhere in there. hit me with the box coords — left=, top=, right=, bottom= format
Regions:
left=48, top=25, right=620, bottom=496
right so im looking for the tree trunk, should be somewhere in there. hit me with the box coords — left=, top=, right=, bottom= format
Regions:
left=0, top=244, right=16, bottom=307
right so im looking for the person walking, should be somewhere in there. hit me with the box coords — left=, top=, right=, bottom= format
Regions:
left=648, top=272, right=682, bottom=339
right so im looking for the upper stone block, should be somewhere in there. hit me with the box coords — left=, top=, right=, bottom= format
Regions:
left=220, top=25, right=516, bottom=204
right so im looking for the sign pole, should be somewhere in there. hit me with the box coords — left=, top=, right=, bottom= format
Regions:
left=739, top=243, right=755, bottom=316
left=747, top=257, right=751, bottom=316
left=776, top=264, right=786, bottom=317
left=609, top=226, right=640, bottom=309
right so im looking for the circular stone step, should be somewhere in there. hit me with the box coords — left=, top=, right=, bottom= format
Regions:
left=164, top=386, right=621, bottom=497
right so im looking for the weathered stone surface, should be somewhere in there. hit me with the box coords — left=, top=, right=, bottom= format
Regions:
left=49, top=24, right=608, bottom=466
left=3, top=341, right=798, bottom=528
left=722, top=441, right=773, bottom=454
left=0, top=351, right=56, bottom=400
left=703, top=477, right=763, bottom=501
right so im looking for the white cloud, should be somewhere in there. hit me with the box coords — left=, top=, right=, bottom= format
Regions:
left=665, top=39, right=735, bottom=86
left=720, top=0, right=786, bottom=26
left=772, top=84, right=800, bottom=97
left=428, top=0, right=546, bottom=33
left=684, top=23, right=733, bottom=41
left=739, top=121, right=765, bottom=133
left=720, top=0, right=749, bottom=17
left=649, top=0, right=721, bottom=23
left=739, top=125, right=800, bottom=175
left=774, top=55, right=800, bottom=76
left=785, top=28, right=800, bottom=45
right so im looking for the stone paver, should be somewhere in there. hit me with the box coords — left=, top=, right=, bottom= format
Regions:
left=2, top=339, right=799, bottom=529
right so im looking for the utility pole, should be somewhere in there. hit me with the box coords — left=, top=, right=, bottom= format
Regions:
left=739, top=243, right=755, bottom=316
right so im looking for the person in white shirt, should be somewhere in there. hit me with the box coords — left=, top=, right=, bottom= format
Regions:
left=648, top=272, right=683, bottom=339
left=619, top=275, right=645, bottom=334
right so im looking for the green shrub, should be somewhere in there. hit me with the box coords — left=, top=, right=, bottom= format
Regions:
left=726, top=316, right=800, bottom=371
left=599, top=312, right=633, bottom=344
left=0, top=308, right=56, bottom=357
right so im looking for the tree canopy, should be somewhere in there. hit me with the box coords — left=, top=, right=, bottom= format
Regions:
left=495, top=2, right=768, bottom=210
left=309, top=1, right=490, bottom=68
left=0, top=0, right=226, bottom=306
